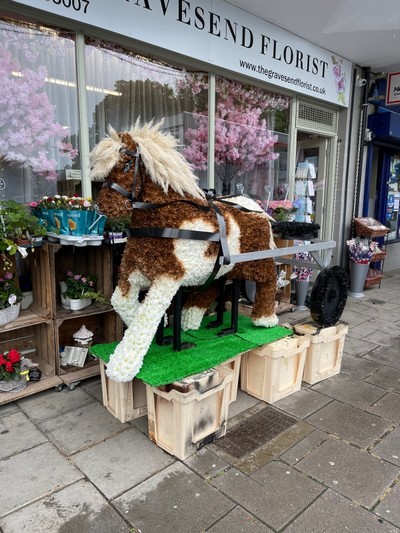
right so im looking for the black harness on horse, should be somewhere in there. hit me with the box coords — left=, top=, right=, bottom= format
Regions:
left=102, top=146, right=261, bottom=288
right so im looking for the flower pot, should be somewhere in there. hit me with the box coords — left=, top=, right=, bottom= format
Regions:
left=0, top=376, right=27, bottom=393
left=349, top=261, right=369, bottom=298
left=59, top=282, right=71, bottom=310
left=69, top=297, right=92, bottom=311
left=295, top=280, right=310, bottom=311
left=0, top=303, right=21, bottom=326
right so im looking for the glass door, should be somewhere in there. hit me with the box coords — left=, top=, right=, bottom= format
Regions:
left=294, top=135, right=330, bottom=239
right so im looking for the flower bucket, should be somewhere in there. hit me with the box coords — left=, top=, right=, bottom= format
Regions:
left=53, top=209, right=70, bottom=235
left=66, top=211, right=88, bottom=236
left=0, top=303, right=21, bottom=326
left=40, top=207, right=55, bottom=230
left=349, top=261, right=369, bottom=298
left=295, top=280, right=310, bottom=311
left=69, top=297, right=92, bottom=311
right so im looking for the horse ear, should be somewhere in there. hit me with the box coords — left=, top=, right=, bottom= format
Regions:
left=90, top=127, right=124, bottom=181
left=107, top=125, right=120, bottom=142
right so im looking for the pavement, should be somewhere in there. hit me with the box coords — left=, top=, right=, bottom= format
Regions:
left=1, top=271, right=400, bottom=533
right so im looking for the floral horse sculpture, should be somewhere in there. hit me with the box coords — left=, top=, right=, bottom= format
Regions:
left=92, top=120, right=278, bottom=382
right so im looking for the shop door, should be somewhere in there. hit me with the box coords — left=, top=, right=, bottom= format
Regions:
left=295, top=136, right=330, bottom=240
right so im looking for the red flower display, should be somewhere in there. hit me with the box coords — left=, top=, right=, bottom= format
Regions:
left=0, top=348, right=22, bottom=381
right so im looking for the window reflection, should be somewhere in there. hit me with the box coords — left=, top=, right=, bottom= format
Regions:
left=0, top=18, right=80, bottom=203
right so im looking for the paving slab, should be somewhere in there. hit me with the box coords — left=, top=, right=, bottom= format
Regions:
left=80, top=377, right=103, bottom=403
left=368, top=392, right=400, bottom=423
left=361, top=306, right=400, bottom=323
left=0, top=411, right=47, bottom=460
left=72, top=427, right=175, bottom=499
left=366, top=366, right=400, bottom=392
left=279, top=428, right=329, bottom=464
left=210, top=462, right=324, bottom=531
left=39, top=402, right=127, bottom=455
left=375, top=481, right=400, bottom=528
left=113, top=462, right=235, bottom=533
left=371, top=426, right=400, bottom=467
left=227, top=389, right=260, bottom=419
left=305, top=400, right=392, bottom=448
left=17, top=387, right=96, bottom=423
left=184, top=448, right=230, bottom=479
left=296, top=438, right=400, bottom=508
left=366, top=345, right=400, bottom=370
left=0, top=480, right=130, bottom=533
left=0, top=402, right=19, bottom=418
left=341, top=335, right=380, bottom=356
left=274, top=388, right=332, bottom=419
left=207, top=506, right=273, bottom=533
left=284, top=489, right=400, bottom=533
left=311, top=373, right=385, bottom=409
left=340, top=353, right=382, bottom=379
left=0, top=442, right=83, bottom=517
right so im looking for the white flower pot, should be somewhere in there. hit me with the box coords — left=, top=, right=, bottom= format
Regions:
left=69, top=298, right=92, bottom=311
left=0, top=303, right=21, bottom=326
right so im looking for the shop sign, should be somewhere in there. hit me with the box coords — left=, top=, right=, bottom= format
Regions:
left=386, top=72, right=400, bottom=106
left=11, top=0, right=352, bottom=107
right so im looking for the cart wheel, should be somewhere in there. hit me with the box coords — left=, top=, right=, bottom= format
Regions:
left=54, top=384, right=64, bottom=392
left=310, top=266, right=349, bottom=327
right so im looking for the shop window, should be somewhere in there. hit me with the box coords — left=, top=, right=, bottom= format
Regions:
left=84, top=39, right=208, bottom=190
left=0, top=17, right=80, bottom=203
left=180, top=75, right=290, bottom=198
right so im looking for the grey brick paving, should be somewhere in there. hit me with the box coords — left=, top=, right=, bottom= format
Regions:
left=2, top=273, right=400, bottom=531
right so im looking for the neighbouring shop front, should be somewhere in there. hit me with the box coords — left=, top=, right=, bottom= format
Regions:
left=363, top=75, right=400, bottom=271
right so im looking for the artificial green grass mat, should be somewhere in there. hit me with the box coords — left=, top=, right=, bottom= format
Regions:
left=90, top=313, right=292, bottom=387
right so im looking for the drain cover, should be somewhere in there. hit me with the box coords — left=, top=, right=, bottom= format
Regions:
left=215, top=406, right=297, bottom=459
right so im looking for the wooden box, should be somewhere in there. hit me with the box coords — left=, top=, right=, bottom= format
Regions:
left=99, top=360, right=147, bottom=422
left=146, top=366, right=233, bottom=460
left=240, top=335, right=309, bottom=404
left=294, top=322, right=349, bottom=384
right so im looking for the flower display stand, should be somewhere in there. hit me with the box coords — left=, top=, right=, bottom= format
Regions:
left=99, top=360, right=147, bottom=423
left=294, top=321, right=349, bottom=384
left=146, top=366, right=233, bottom=460
left=240, top=335, right=310, bottom=404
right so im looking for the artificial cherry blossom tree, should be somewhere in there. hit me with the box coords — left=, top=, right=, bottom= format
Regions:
left=179, top=74, right=290, bottom=194
left=0, top=34, right=77, bottom=181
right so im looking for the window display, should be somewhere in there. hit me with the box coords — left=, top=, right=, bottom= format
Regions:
left=0, top=18, right=80, bottom=203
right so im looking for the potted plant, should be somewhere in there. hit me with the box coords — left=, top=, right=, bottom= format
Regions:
left=61, top=270, right=107, bottom=311
left=0, top=271, right=23, bottom=325
left=0, top=200, right=46, bottom=250
left=104, top=217, right=130, bottom=242
left=0, top=348, right=31, bottom=392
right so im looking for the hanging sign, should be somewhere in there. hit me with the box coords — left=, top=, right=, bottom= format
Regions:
left=386, top=72, right=400, bottom=106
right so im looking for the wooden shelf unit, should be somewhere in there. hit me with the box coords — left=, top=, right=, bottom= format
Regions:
left=0, top=242, right=123, bottom=405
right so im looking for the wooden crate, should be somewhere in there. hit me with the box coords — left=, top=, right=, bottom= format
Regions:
left=99, top=360, right=147, bottom=422
left=240, top=335, right=309, bottom=404
left=294, top=322, right=348, bottom=384
left=214, top=354, right=242, bottom=404
left=146, top=366, right=233, bottom=460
